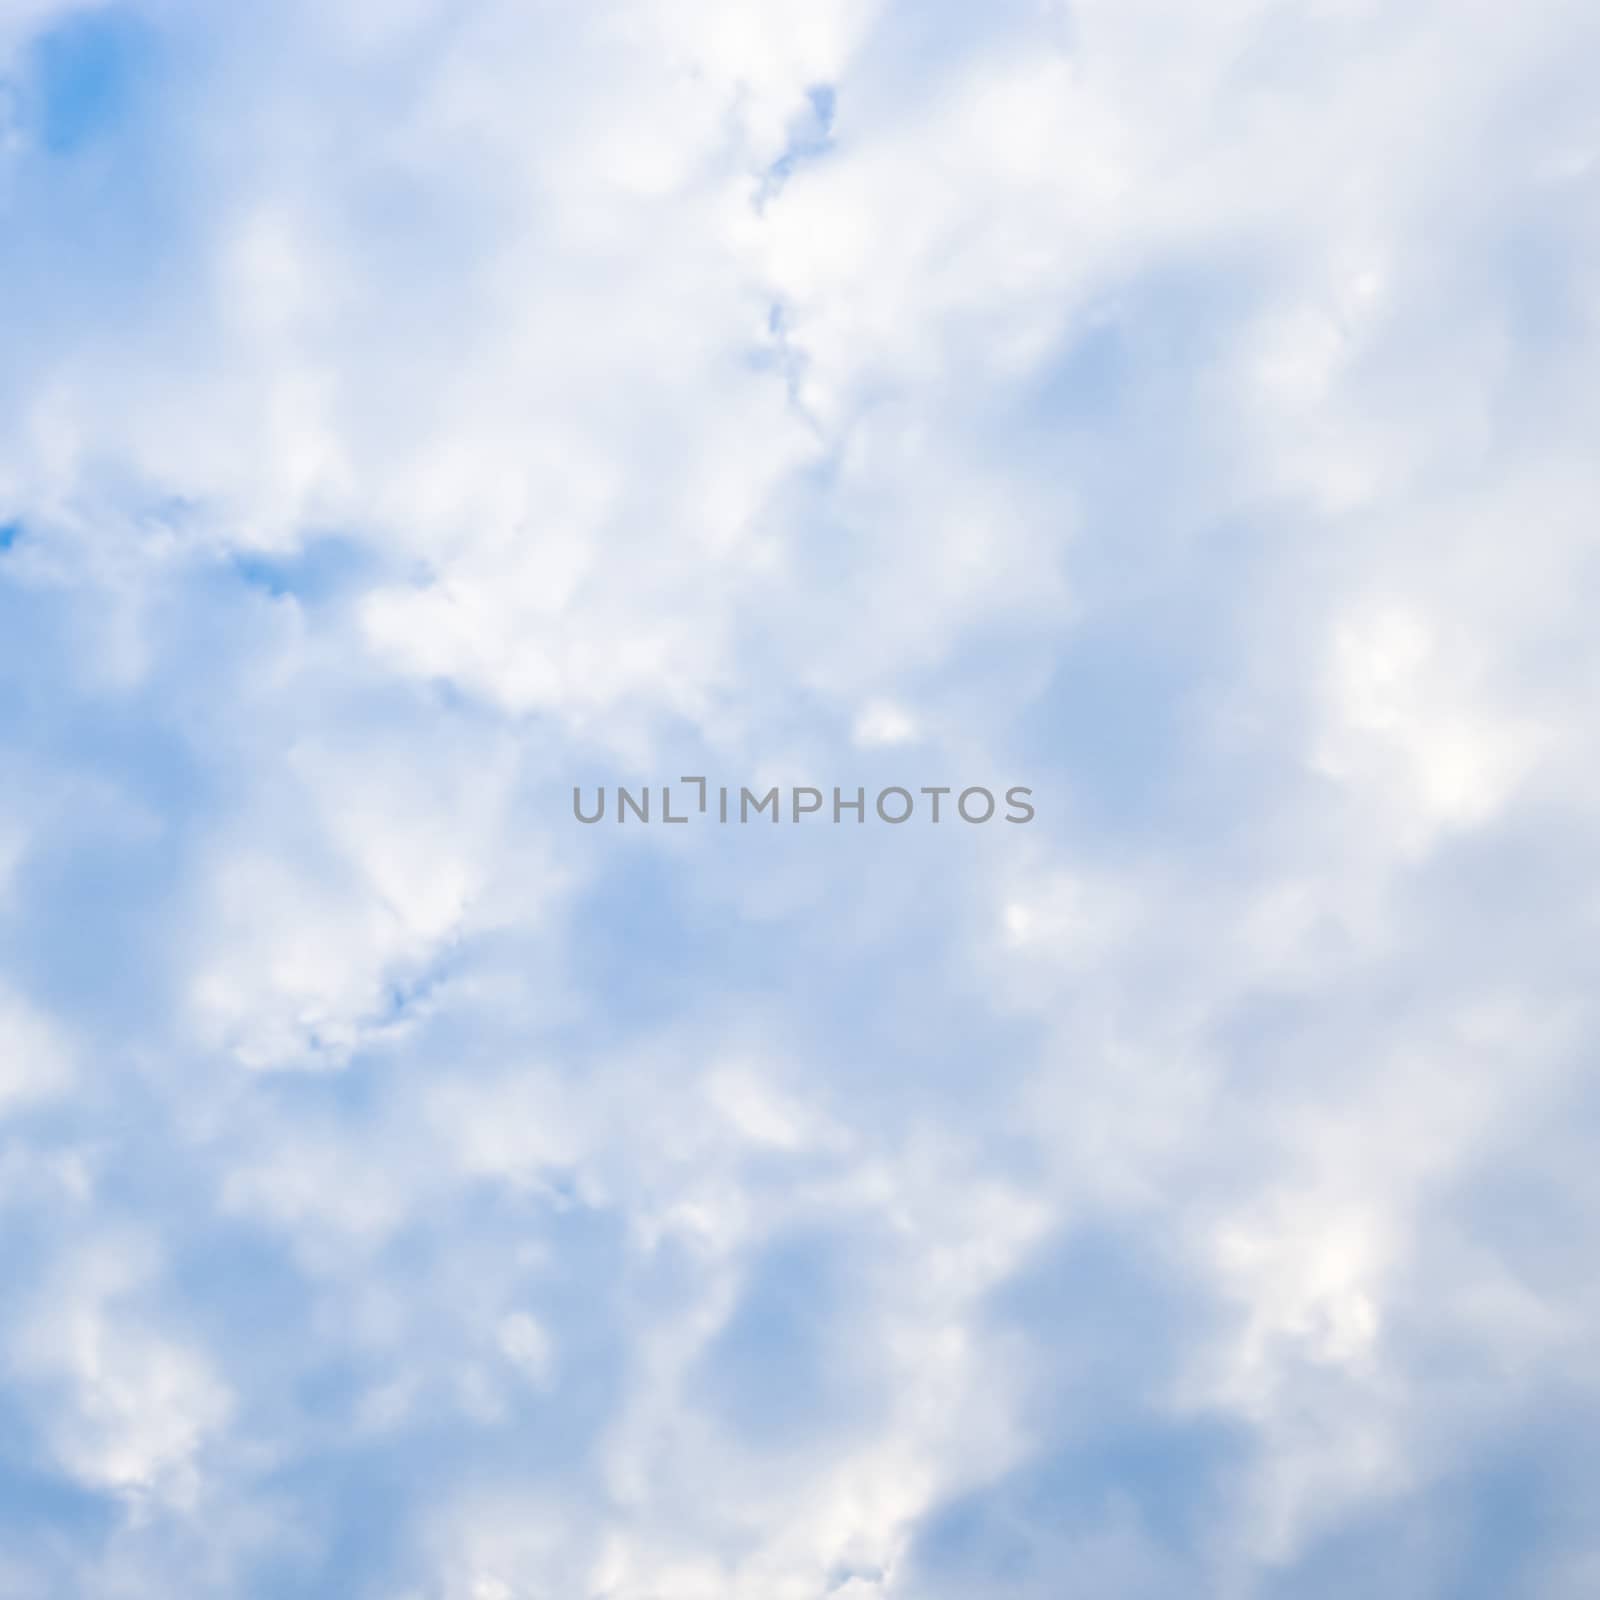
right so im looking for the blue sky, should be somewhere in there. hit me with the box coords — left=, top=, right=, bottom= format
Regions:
left=2, top=1, right=1599, bottom=1595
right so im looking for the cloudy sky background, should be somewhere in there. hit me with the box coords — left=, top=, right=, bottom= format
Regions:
left=2, top=0, right=1599, bottom=1594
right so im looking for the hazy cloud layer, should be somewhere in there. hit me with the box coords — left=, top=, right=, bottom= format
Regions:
left=1, top=1, right=1598, bottom=1595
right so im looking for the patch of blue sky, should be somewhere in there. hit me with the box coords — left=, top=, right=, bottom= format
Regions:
left=229, top=537, right=379, bottom=606
left=27, top=8, right=156, bottom=155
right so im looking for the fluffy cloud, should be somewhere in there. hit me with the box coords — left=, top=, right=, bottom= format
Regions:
left=0, top=0, right=1597, bottom=1595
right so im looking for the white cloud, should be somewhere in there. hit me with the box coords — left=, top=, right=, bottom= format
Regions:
left=0, top=0, right=1598, bottom=1593
left=851, top=701, right=920, bottom=748
left=11, top=1235, right=232, bottom=1507
left=0, top=982, right=72, bottom=1111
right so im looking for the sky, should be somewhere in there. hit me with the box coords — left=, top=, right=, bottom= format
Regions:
left=1, top=0, right=1599, bottom=1595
